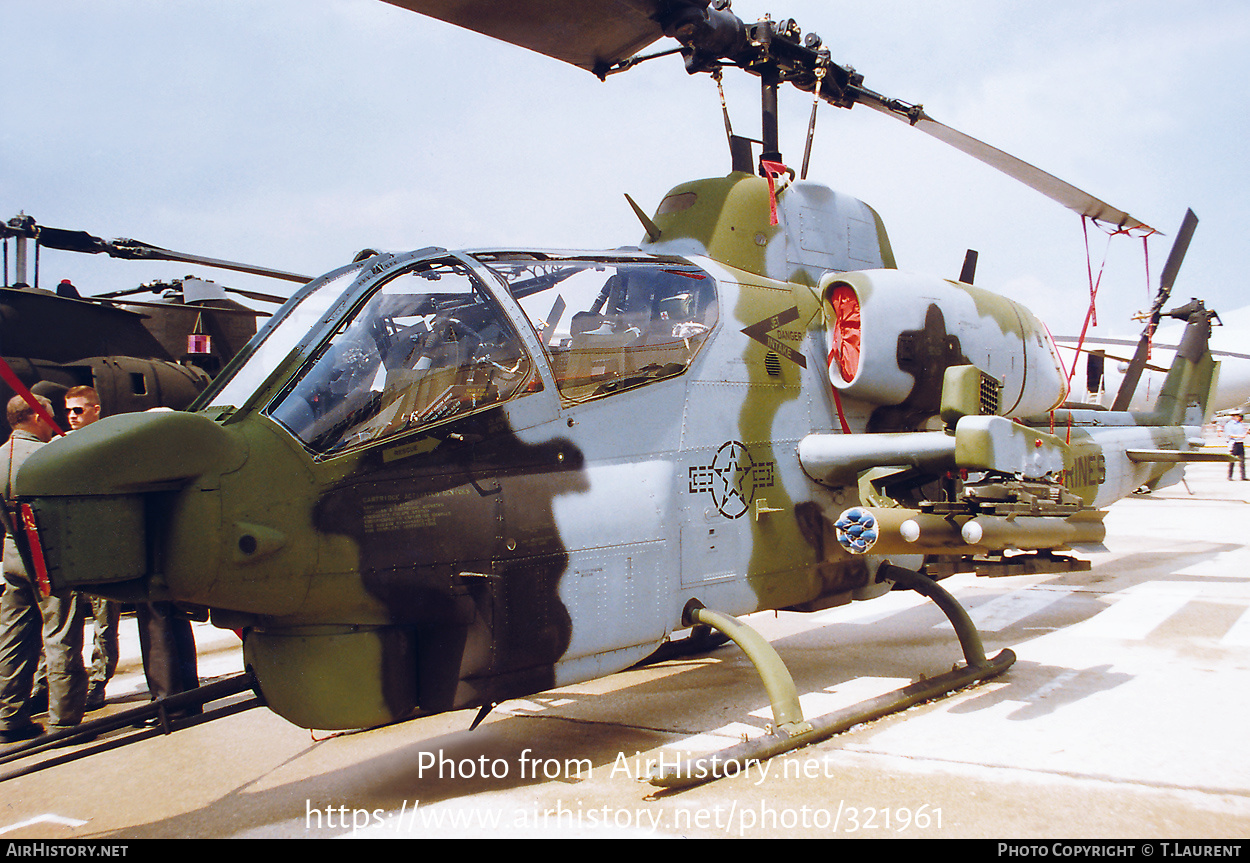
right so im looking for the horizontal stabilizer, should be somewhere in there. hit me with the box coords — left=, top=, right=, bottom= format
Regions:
left=1126, top=449, right=1231, bottom=463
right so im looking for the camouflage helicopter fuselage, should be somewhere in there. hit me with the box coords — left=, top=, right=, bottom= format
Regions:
left=14, top=173, right=1217, bottom=731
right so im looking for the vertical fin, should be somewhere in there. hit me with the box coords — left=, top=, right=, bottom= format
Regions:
left=1139, top=300, right=1218, bottom=427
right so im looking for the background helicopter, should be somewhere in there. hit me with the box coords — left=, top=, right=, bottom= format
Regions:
left=0, top=213, right=308, bottom=434
left=1057, top=313, right=1250, bottom=415
left=3, top=0, right=1230, bottom=784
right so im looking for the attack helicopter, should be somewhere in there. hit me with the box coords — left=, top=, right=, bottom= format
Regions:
left=5, top=0, right=1224, bottom=786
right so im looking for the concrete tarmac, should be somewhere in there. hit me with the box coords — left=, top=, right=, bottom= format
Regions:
left=2, top=462, right=1249, bottom=839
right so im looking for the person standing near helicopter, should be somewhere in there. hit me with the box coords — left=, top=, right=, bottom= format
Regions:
left=64, top=386, right=199, bottom=719
left=1225, top=412, right=1247, bottom=481
left=64, top=386, right=118, bottom=710
left=0, top=394, right=87, bottom=744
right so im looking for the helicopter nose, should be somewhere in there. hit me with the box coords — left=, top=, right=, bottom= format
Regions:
left=15, top=410, right=247, bottom=598
left=20, top=410, right=247, bottom=494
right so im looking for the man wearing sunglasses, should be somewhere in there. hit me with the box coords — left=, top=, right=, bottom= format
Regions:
left=64, top=386, right=200, bottom=721
left=64, top=387, right=115, bottom=711
left=64, top=386, right=102, bottom=431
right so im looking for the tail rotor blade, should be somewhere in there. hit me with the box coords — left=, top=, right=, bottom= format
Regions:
left=1111, top=209, right=1199, bottom=411
left=1158, top=208, right=1199, bottom=296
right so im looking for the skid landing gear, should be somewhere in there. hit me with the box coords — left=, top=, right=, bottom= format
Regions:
left=649, top=565, right=1015, bottom=789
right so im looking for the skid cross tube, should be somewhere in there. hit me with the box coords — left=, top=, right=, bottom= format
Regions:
left=651, top=571, right=1015, bottom=789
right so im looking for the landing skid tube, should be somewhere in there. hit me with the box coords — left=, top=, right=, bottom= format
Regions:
left=649, top=566, right=1015, bottom=790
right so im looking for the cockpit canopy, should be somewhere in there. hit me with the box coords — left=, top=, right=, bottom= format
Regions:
left=201, top=251, right=718, bottom=458
left=478, top=252, right=717, bottom=404
left=267, top=259, right=531, bottom=454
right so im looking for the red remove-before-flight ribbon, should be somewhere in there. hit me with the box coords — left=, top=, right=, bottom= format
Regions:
left=760, top=160, right=792, bottom=226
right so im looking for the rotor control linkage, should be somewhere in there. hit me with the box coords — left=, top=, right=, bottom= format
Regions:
left=649, top=574, right=1014, bottom=790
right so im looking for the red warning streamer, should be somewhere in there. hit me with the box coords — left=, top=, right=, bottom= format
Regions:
left=0, top=356, right=65, bottom=437
left=1062, top=216, right=1154, bottom=395
left=1050, top=215, right=1158, bottom=449
left=760, top=161, right=791, bottom=227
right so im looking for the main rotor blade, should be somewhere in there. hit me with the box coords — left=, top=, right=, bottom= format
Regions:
left=92, top=286, right=159, bottom=299
left=855, top=92, right=1154, bottom=233
left=26, top=226, right=111, bottom=255
left=380, top=0, right=667, bottom=73
left=222, top=285, right=290, bottom=305
left=87, top=296, right=271, bottom=318
left=11, top=219, right=314, bottom=285
left=104, top=240, right=313, bottom=284
left=93, top=284, right=287, bottom=304
left=381, top=2, right=1155, bottom=235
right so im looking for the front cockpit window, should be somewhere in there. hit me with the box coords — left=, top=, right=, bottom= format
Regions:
left=265, top=259, right=533, bottom=455
left=477, top=255, right=717, bottom=403
left=205, top=262, right=370, bottom=414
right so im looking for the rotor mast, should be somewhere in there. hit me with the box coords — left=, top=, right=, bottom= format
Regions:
left=760, top=73, right=781, bottom=168
left=649, top=3, right=846, bottom=176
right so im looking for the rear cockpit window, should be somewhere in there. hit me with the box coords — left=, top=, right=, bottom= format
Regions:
left=266, top=260, right=533, bottom=455
left=480, top=256, right=717, bottom=403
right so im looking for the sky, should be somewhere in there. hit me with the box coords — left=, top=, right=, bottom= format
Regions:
left=3, top=0, right=1248, bottom=338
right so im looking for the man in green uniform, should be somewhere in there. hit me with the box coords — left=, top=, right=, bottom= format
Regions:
left=64, top=385, right=117, bottom=710
left=0, top=394, right=86, bottom=743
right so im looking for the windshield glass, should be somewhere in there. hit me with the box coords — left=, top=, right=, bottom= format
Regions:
left=206, top=262, right=368, bottom=411
left=478, top=255, right=717, bottom=403
left=265, top=259, right=533, bottom=456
